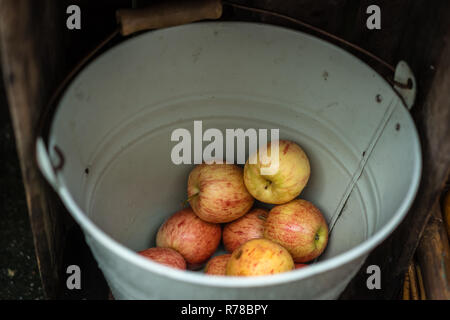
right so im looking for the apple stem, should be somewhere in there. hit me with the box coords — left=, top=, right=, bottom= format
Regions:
left=182, top=193, right=199, bottom=207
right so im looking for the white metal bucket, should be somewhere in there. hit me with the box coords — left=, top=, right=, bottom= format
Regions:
left=36, top=22, right=422, bottom=299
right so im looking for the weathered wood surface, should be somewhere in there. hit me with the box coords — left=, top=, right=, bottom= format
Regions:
left=0, top=0, right=70, bottom=299
left=227, top=0, right=411, bottom=78
left=416, top=194, right=450, bottom=300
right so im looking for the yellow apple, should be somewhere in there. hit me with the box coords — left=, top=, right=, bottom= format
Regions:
left=226, top=238, right=294, bottom=276
left=244, top=140, right=310, bottom=204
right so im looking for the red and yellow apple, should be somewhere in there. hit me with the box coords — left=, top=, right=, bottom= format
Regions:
left=187, top=163, right=254, bottom=223
left=138, top=247, right=186, bottom=270
left=156, top=208, right=221, bottom=269
left=226, top=238, right=294, bottom=276
left=204, top=254, right=231, bottom=276
left=244, top=140, right=310, bottom=204
left=222, top=208, right=268, bottom=253
left=264, top=199, right=328, bottom=263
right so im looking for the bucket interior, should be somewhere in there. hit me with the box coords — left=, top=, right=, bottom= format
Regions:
left=48, top=23, right=421, bottom=271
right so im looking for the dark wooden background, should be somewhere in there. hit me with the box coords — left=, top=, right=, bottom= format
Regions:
left=0, top=0, right=449, bottom=299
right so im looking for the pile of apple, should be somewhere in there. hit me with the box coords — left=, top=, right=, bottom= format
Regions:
left=138, top=140, right=329, bottom=276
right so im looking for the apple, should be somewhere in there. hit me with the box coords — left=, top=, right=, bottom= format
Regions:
left=222, top=208, right=268, bottom=253
left=244, top=140, right=310, bottom=204
left=156, top=208, right=221, bottom=269
left=138, top=247, right=186, bottom=270
left=204, top=254, right=231, bottom=276
left=264, top=199, right=328, bottom=263
left=226, top=238, right=294, bottom=276
left=187, top=163, right=254, bottom=223
left=295, top=263, right=308, bottom=269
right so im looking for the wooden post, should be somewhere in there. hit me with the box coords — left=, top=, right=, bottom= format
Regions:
left=0, top=0, right=68, bottom=298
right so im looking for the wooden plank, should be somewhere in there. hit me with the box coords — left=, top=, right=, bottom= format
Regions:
left=227, top=0, right=410, bottom=78
left=0, top=0, right=68, bottom=299
left=416, top=193, right=450, bottom=300
left=350, top=0, right=413, bottom=65
left=256, top=0, right=351, bottom=35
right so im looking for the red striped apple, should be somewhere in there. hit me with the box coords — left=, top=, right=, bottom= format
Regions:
left=138, top=247, right=186, bottom=270
left=244, top=140, right=310, bottom=204
left=156, top=208, right=221, bottom=269
left=204, top=254, right=231, bottom=276
left=264, top=199, right=328, bottom=263
left=222, top=208, right=268, bottom=253
left=187, top=163, right=254, bottom=223
left=226, top=238, right=294, bottom=276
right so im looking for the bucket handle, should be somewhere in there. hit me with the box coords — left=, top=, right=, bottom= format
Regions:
left=116, top=0, right=223, bottom=36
